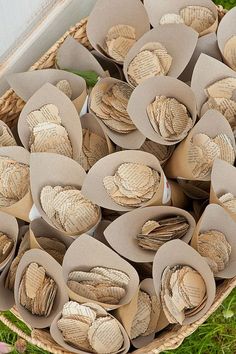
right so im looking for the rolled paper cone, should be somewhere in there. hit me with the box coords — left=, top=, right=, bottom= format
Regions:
left=191, top=54, right=236, bottom=114
left=88, top=77, right=145, bottom=149
left=0, top=146, right=32, bottom=222
left=104, top=206, right=195, bottom=263
left=191, top=204, right=236, bottom=279
left=62, top=234, right=140, bottom=310
left=217, top=7, right=236, bottom=70
left=127, top=76, right=197, bottom=146
left=18, top=83, right=83, bottom=161
left=14, top=249, right=69, bottom=328
left=50, top=310, right=130, bottom=354
left=210, top=159, right=236, bottom=223
left=123, top=25, right=198, bottom=87
left=81, top=150, right=170, bottom=212
left=168, top=180, right=189, bottom=209
left=164, top=109, right=235, bottom=180
left=153, top=239, right=216, bottom=325
left=7, top=68, right=87, bottom=113
left=86, top=0, right=150, bottom=63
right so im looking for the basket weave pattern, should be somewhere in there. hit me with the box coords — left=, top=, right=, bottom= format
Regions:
left=0, top=7, right=235, bottom=354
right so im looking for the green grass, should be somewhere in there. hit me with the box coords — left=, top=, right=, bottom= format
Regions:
left=214, top=0, right=236, bottom=9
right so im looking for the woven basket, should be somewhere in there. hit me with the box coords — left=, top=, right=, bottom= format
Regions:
left=0, top=7, right=235, bottom=354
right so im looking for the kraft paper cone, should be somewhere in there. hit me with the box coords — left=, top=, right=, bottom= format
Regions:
left=123, top=25, right=198, bottom=87
left=191, top=54, right=236, bottom=114
left=144, top=0, right=218, bottom=36
left=80, top=113, right=115, bottom=154
left=127, top=76, right=197, bottom=145
left=18, top=83, right=83, bottom=160
left=191, top=204, right=236, bottom=279
left=7, top=69, right=87, bottom=113
left=30, top=152, right=101, bottom=237
left=14, top=249, right=69, bottom=328
left=217, top=7, right=236, bottom=70
left=210, top=159, right=236, bottom=222
left=153, top=239, right=216, bottom=324
left=88, top=77, right=145, bottom=149
left=177, top=179, right=210, bottom=200
left=179, top=33, right=222, bottom=83
left=168, top=180, right=189, bottom=209
left=104, top=206, right=195, bottom=263
left=87, top=0, right=150, bottom=63
left=164, top=109, right=236, bottom=181
left=0, top=146, right=32, bottom=221
left=82, top=150, right=170, bottom=212
left=50, top=308, right=130, bottom=354
left=62, top=234, right=139, bottom=310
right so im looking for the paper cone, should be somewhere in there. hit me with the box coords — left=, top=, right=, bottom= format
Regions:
left=91, top=50, right=124, bottom=80
left=164, top=110, right=236, bottom=180
left=191, top=54, right=236, bottom=114
left=93, top=219, right=111, bottom=247
left=82, top=150, right=170, bottom=212
left=123, top=25, right=198, bottom=87
left=50, top=308, right=130, bottom=354
left=104, top=206, right=195, bottom=263
left=168, top=180, right=189, bottom=209
left=7, top=68, right=87, bottom=113
left=177, top=178, right=210, bottom=200
left=153, top=239, right=216, bottom=324
left=87, top=0, right=150, bottom=63
left=0, top=146, right=32, bottom=221
left=217, top=7, right=236, bottom=70
left=127, top=76, right=197, bottom=145
left=191, top=204, right=236, bottom=279
left=144, top=0, right=218, bottom=36
left=18, top=83, right=83, bottom=160
left=0, top=211, right=18, bottom=272
left=210, top=159, right=236, bottom=222
left=88, top=77, right=145, bottom=149
left=14, top=249, right=69, bottom=328
left=62, top=234, right=139, bottom=310
left=30, top=152, right=101, bottom=236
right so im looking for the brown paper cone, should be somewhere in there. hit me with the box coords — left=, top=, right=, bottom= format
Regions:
left=62, top=234, right=139, bottom=310
left=191, top=204, right=236, bottom=279
left=30, top=152, right=101, bottom=236
left=50, top=308, right=130, bottom=354
left=104, top=206, right=195, bottom=263
left=210, top=159, right=236, bottom=222
left=153, top=239, right=216, bottom=324
left=0, top=146, right=32, bottom=221
left=177, top=178, right=210, bottom=200
left=7, top=68, right=87, bottom=113
left=88, top=77, right=145, bottom=149
left=191, top=54, right=236, bottom=114
left=123, top=25, right=198, bottom=87
left=144, top=0, right=218, bottom=36
left=217, top=7, right=236, bottom=70
left=18, top=83, right=83, bottom=161
left=81, top=150, right=170, bottom=212
left=86, top=0, right=150, bottom=63
left=164, top=109, right=236, bottom=180
left=168, top=180, right=189, bottom=209
left=127, top=76, right=197, bottom=145
left=14, top=249, right=69, bottom=328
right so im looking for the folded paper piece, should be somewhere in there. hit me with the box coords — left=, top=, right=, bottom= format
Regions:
left=210, top=159, right=236, bottom=222
left=153, top=240, right=216, bottom=325
left=30, top=153, right=101, bottom=237
left=50, top=301, right=130, bottom=354
left=144, top=0, right=218, bottom=37
left=82, top=150, right=169, bottom=212
left=127, top=76, right=197, bottom=145
left=0, top=121, right=17, bottom=147
left=7, top=69, right=87, bottom=113
left=217, top=6, right=236, bottom=71
left=104, top=206, right=195, bottom=263
left=62, top=234, right=139, bottom=310
left=123, top=25, right=198, bottom=87
left=87, top=0, right=150, bottom=64
left=89, top=77, right=145, bottom=149
left=14, top=249, right=68, bottom=328
left=18, top=83, right=82, bottom=161
left=164, top=110, right=236, bottom=180
left=191, top=204, right=236, bottom=279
